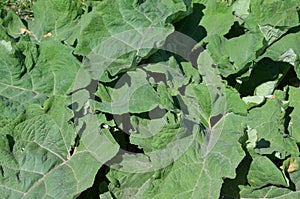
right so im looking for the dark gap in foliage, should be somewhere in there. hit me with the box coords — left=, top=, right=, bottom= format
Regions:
left=69, top=122, right=86, bottom=156
left=219, top=153, right=252, bottom=199
left=67, top=79, right=97, bottom=97
left=86, top=79, right=99, bottom=97
left=113, top=113, right=134, bottom=135
left=112, top=114, right=144, bottom=153
left=144, top=69, right=167, bottom=85
left=210, top=114, right=223, bottom=128
left=131, top=106, right=166, bottom=120
left=99, top=72, right=129, bottom=89
left=14, top=50, right=27, bottom=78
left=21, top=18, right=28, bottom=27
left=266, top=154, right=287, bottom=169
left=114, top=73, right=131, bottom=88
left=224, top=21, right=246, bottom=39
left=277, top=66, right=300, bottom=89
left=283, top=106, right=293, bottom=136
left=0, top=165, right=4, bottom=177
left=247, top=99, right=268, bottom=111
left=104, top=112, right=114, bottom=121
left=141, top=49, right=173, bottom=65
left=6, top=134, right=15, bottom=153
left=113, top=130, right=145, bottom=154
left=174, top=55, right=186, bottom=71
left=252, top=183, right=292, bottom=191
left=238, top=59, right=288, bottom=97
left=87, top=6, right=93, bottom=13
left=142, top=50, right=198, bottom=97
left=286, top=24, right=300, bottom=34
left=93, top=94, right=102, bottom=103
left=77, top=165, right=111, bottom=198
left=219, top=129, right=254, bottom=198
left=173, top=3, right=207, bottom=43
left=110, top=192, right=118, bottom=199
left=298, top=10, right=300, bottom=25
left=254, top=39, right=269, bottom=58
left=178, top=84, right=187, bottom=95
left=190, top=46, right=204, bottom=68
left=0, top=7, right=7, bottom=19
left=72, top=39, right=78, bottom=48
left=73, top=52, right=84, bottom=63
left=286, top=174, right=296, bottom=191
left=172, top=94, right=188, bottom=114
left=224, top=74, right=238, bottom=90
left=256, top=138, right=270, bottom=149
left=162, top=33, right=195, bottom=61
left=165, top=3, right=207, bottom=65
left=68, top=102, right=78, bottom=112
left=137, top=0, right=146, bottom=5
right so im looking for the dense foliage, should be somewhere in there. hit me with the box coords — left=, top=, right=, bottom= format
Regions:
left=0, top=0, right=300, bottom=198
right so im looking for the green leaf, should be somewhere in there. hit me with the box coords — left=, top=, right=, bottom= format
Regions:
left=95, top=69, right=160, bottom=114
left=129, top=111, right=184, bottom=153
left=232, top=0, right=250, bottom=20
left=75, top=0, right=190, bottom=54
left=0, top=97, right=118, bottom=198
left=0, top=39, right=81, bottom=105
left=27, top=0, right=82, bottom=43
left=246, top=98, right=299, bottom=158
left=207, top=33, right=263, bottom=77
left=183, top=50, right=247, bottom=127
left=240, top=170, right=300, bottom=198
left=195, top=0, right=235, bottom=37
left=247, top=156, right=288, bottom=188
left=0, top=96, right=24, bottom=119
left=144, top=56, right=198, bottom=95
left=244, top=0, right=299, bottom=34
left=288, top=87, right=300, bottom=141
left=242, top=96, right=265, bottom=109
left=2, top=11, right=25, bottom=39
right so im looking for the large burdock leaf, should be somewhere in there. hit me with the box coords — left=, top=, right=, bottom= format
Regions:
left=75, top=0, right=190, bottom=56
left=245, top=0, right=299, bottom=30
left=244, top=0, right=299, bottom=44
left=246, top=98, right=299, bottom=158
left=27, top=0, right=82, bottom=43
left=246, top=156, right=288, bottom=188
left=0, top=39, right=81, bottom=105
left=207, top=33, right=263, bottom=77
left=240, top=170, right=300, bottom=198
left=73, top=0, right=191, bottom=83
left=196, top=0, right=235, bottom=37
left=0, top=96, right=119, bottom=198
